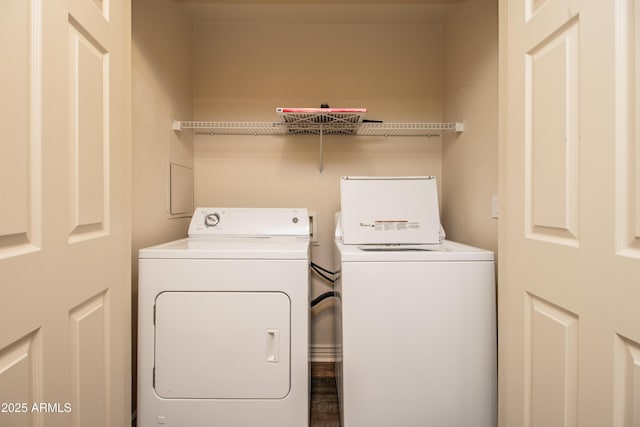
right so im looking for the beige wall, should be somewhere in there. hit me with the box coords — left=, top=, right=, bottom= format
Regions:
left=192, top=21, right=443, bottom=352
left=131, top=0, right=193, bottom=400
left=132, top=0, right=193, bottom=263
left=129, top=1, right=500, bottom=357
left=442, top=0, right=499, bottom=254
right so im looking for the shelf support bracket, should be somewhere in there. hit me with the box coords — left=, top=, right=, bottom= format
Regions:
left=319, top=125, right=324, bottom=173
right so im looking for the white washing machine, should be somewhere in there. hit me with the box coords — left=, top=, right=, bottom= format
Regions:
left=334, top=177, right=497, bottom=427
left=137, top=208, right=310, bottom=427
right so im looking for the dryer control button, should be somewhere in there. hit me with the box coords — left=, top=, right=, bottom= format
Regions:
left=204, top=213, right=220, bottom=227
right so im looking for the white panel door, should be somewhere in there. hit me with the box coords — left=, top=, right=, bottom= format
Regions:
left=500, top=0, right=640, bottom=426
left=0, top=0, right=131, bottom=426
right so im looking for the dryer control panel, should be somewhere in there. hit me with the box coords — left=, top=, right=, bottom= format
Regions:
left=189, top=207, right=310, bottom=238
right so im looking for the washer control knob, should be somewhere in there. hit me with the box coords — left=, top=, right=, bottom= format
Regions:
left=292, top=217, right=299, bottom=224
left=204, top=212, right=220, bottom=227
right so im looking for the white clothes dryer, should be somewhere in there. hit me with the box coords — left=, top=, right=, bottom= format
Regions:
left=137, top=208, right=310, bottom=427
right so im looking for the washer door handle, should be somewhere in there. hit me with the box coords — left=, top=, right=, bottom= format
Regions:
left=266, top=329, right=280, bottom=363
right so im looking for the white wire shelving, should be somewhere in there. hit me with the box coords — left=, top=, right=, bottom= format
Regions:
left=172, top=111, right=464, bottom=172
left=172, top=120, right=464, bottom=137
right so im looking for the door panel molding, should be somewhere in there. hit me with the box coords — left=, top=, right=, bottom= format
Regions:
left=613, top=334, right=640, bottom=426
left=0, top=0, right=42, bottom=258
left=615, top=0, right=640, bottom=258
left=0, top=329, right=43, bottom=426
left=525, top=18, right=580, bottom=246
left=67, top=14, right=110, bottom=243
left=524, top=293, right=578, bottom=427
left=69, top=290, right=110, bottom=427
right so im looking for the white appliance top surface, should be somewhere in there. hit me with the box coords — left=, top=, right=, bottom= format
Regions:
left=335, top=239, right=494, bottom=262
left=141, top=207, right=310, bottom=260
left=139, top=236, right=310, bottom=260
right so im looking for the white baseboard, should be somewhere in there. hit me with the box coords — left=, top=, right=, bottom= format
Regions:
left=309, top=344, right=339, bottom=362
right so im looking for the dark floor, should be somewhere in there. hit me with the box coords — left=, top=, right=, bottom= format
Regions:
left=310, top=362, right=341, bottom=427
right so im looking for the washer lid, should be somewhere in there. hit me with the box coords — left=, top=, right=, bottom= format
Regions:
left=139, top=236, right=310, bottom=260
left=335, top=239, right=494, bottom=262
left=340, top=176, right=442, bottom=245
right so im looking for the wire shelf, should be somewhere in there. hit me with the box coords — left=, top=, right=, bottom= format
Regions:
left=357, top=122, right=459, bottom=136
left=177, top=121, right=288, bottom=135
left=174, top=120, right=463, bottom=137
left=172, top=112, right=464, bottom=172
